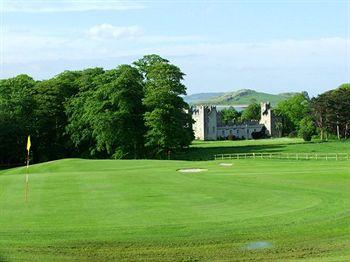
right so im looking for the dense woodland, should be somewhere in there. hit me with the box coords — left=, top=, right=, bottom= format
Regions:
left=0, top=54, right=349, bottom=165
left=0, top=55, right=194, bottom=165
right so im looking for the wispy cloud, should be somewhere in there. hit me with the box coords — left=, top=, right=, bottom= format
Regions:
left=86, top=24, right=202, bottom=43
left=4, top=27, right=348, bottom=67
left=2, top=22, right=349, bottom=95
left=2, top=0, right=145, bottom=13
left=87, top=24, right=143, bottom=40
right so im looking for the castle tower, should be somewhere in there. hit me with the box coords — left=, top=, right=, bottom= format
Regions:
left=191, top=106, right=217, bottom=140
left=260, top=102, right=279, bottom=137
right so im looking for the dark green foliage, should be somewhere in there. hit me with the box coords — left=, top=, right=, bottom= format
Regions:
left=32, top=71, right=82, bottom=162
left=0, top=75, right=35, bottom=164
left=66, top=65, right=145, bottom=159
left=0, top=55, right=193, bottom=163
left=251, top=126, right=267, bottom=139
left=241, top=102, right=261, bottom=121
left=134, top=55, right=194, bottom=157
left=275, top=92, right=310, bottom=136
left=311, top=83, right=350, bottom=139
left=298, top=117, right=315, bottom=141
left=220, top=107, right=240, bottom=125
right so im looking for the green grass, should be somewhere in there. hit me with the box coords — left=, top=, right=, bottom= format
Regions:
left=1, top=156, right=350, bottom=261
left=175, top=138, right=350, bottom=160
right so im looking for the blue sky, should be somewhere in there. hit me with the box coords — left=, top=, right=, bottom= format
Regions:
left=1, top=0, right=349, bottom=96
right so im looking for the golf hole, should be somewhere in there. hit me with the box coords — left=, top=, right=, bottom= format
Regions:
left=178, top=168, right=208, bottom=173
left=219, top=163, right=233, bottom=167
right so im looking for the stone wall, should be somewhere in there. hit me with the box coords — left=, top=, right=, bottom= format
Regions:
left=217, top=123, right=263, bottom=139
left=191, top=102, right=277, bottom=141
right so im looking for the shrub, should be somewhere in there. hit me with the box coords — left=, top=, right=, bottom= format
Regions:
left=299, top=117, right=316, bottom=141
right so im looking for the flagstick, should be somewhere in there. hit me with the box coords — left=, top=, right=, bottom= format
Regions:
left=25, top=150, right=29, bottom=202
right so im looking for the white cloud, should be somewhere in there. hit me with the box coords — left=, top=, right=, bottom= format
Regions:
left=1, top=31, right=348, bottom=95
left=3, top=27, right=349, bottom=65
left=87, top=24, right=142, bottom=39
left=2, top=0, right=145, bottom=13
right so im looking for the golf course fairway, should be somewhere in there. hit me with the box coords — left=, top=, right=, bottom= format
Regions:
left=1, top=158, right=349, bottom=261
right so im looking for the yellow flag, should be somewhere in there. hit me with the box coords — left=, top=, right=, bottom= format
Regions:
left=26, top=136, right=31, bottom=152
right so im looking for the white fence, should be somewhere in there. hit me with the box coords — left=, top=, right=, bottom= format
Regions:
left=214, top=153, right=350, bottom=161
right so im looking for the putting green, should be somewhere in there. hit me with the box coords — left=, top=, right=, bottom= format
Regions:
left=0, top=158, right=349, bottom=261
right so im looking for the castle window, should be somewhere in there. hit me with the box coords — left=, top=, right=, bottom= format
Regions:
left=222, top=130, right=225, bottom=136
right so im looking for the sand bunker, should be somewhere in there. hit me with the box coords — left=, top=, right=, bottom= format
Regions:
left=245, top=241, right=272, bottom=250
left=178, top=168, right=207, bottom=173
left=219, top=163, right=233, bottom=167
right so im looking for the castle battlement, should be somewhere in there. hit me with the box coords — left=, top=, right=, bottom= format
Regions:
left=191, top=102, right=278, bottom=140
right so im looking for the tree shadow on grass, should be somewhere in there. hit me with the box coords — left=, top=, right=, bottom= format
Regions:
left=174, top=144, right=287, bottom=161
left=0, top=253, right=9, bottom=262
left=173, top=140, right=324, bottom=161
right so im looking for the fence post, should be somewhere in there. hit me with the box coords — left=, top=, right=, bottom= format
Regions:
left=316, top=154, right=318, bottom=160
left=326, top=154, right=328, bottom=161
left=253, top=153, right=255, bottom=159
left=296, top=153, right=299, bottom=160
left=336, top=154, right=338, bottom=161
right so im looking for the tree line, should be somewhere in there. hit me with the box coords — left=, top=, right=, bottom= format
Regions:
left=1, top=53, right=348, bottom=164
left=217, top=83, right=350, bottom=142
left=0, top=55, right=194, bottom=165
left=273, top=84, right=350, bottom=141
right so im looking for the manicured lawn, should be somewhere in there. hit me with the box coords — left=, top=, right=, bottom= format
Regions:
left=1, top=157, right=350, bottom=261
left=175, top=138, right=350, bottom=160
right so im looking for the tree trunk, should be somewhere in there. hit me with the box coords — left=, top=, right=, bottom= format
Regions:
left=345, top=123, right=349, bottom=139
left=337, top=124, right=340, bottom=140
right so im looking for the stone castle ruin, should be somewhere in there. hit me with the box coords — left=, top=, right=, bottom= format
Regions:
left=191, top=102, right=279, bottom=140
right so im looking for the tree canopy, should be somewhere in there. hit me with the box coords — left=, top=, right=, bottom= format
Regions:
left=241, top=102, right=261, bottom=122
left=0, top=55, right=194, bottom=165
left=134, top=55, right=194, bottom=157
left=220, top=107, right=240, bottom=125
left=274, top=92, right=310, bottom=136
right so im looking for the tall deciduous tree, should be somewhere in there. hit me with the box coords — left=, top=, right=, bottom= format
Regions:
left=65, top=68, right=106, bottom=157
left=134, top=55, right=194, bottom=157
left=32, top=71, right=81, bottom=161
left=0, top=75, right=35, bottom=164
left=312, top=83, right=350, bottom=139
left=275, top=92, right=310, bottom=136
left=66, top=66, right=145, bottom=158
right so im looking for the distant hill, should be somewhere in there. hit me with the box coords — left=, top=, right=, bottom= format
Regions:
left=184, top=92, right=225, bottom=104
left=184, top=89, right=297, bottom=106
